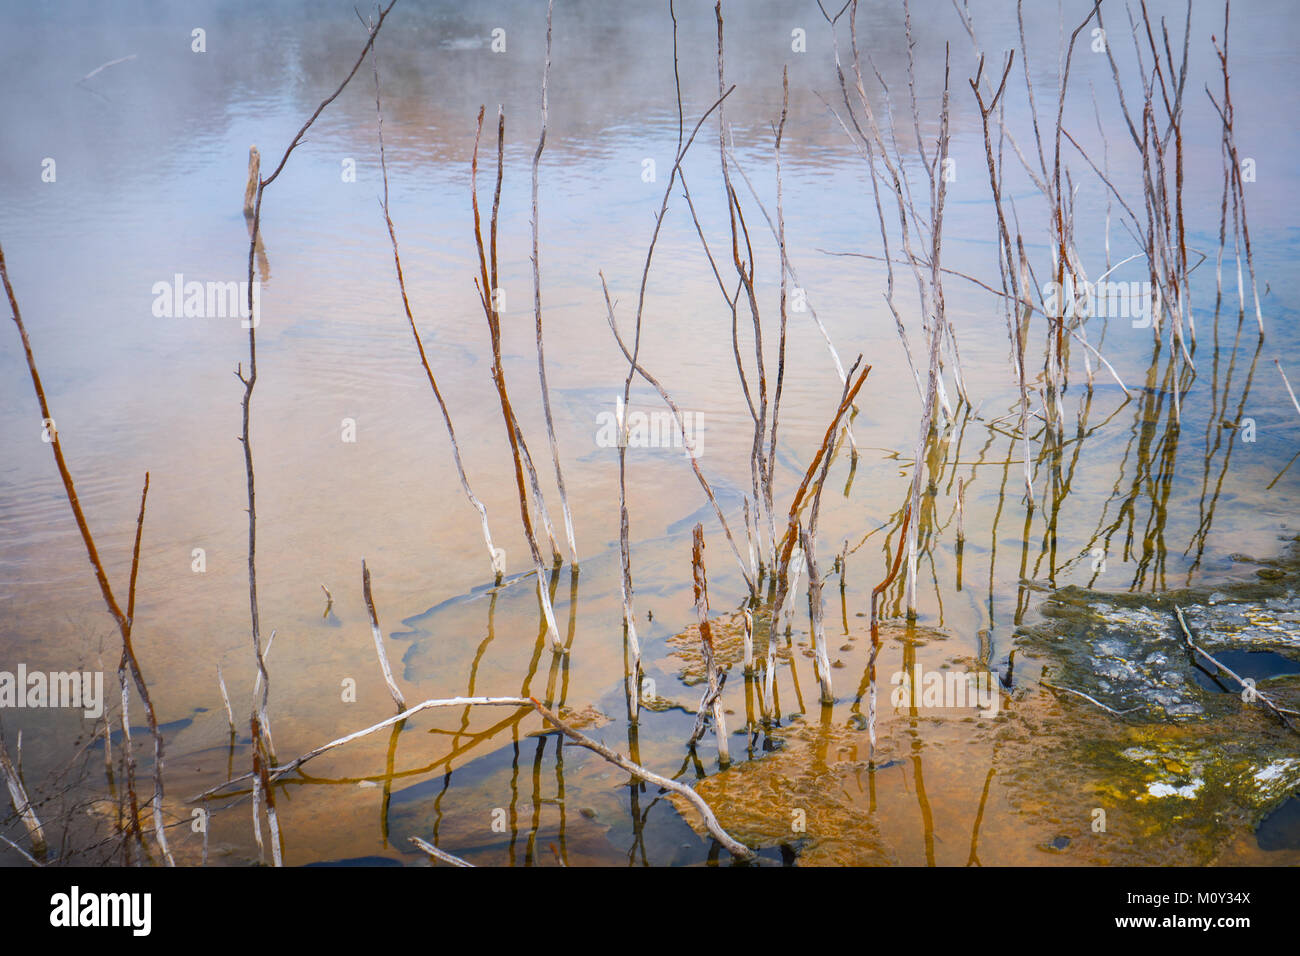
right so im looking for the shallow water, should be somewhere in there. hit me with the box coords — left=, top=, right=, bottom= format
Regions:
left=2, top=0, right=1299, bottom=866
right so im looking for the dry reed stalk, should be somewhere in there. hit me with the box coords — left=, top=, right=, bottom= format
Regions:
left=743, top=497, right=759, bottom=584
left=715, top=3, right=774, bottom=573
left=1175, top=607, right=1298, bottom=733
left=903, top=334, right=939, bottom=616
left=870, top=504, right=911, bottom=641
left=1207, top=2, right=1263, bottom=336
left=824, top=2, right=965, bottom=615
left=903, top=2, right=969, bottom=409
left=723, top=143, right=861, bottom=458
left=1039, top=680, right=1141, bottom=718
left=115, top=663, right=140, bottom=855
left=761, top=650, right=776, bottom=716
left=470, top=106, right=563, bottom=650
left=531, top=0, right=578, bottom=568
left=369, top=37, right=506, bottom=583
left=1, top=246, right=173, bottom=865
left=0, top=730, right=45, bottom=858
left=1096, top=0, right=1198, bottom=373
left=242, top=146, right=259, bottom=217
left=124, top=473, right=173, bottom=865
left=217, top=666, right=235, bottom=736
left=956, top=476, right=966, bottom=547
left=771, top=360, right=870, bottom=620
left=690, top=525, right=730, bottom=764
left=767, top=66, right=792, bottom=560
left=193, top=696, right=536, bottom=799
left=410, top=836, right=474, bottom=867
left=529, top=697, right=755, bottom=860
left=361, top=560, right=408, bottom=713
left=249, top=629, right=275, bottom=708
left=197, top=694, right=756, bottom=859
left=783, top=532, right=804, bottom=636
left=823, top=0, right=959, bottom=428
left=969, top=53, right=1035, bottom=506
left=0, top=833, right=42, bottom=867
left=251, top=711, right=282, bottom=866
left=236, top=0, right=398, bottom=861
left=742, top=608, right=754, bottom=675
left=626, top=5, right=757, bottom=597
left=963, top=0, right=1133, bottom=451
left=801, top=434, right=836, bottom=705
left=473, top=106, right=561, bottom=568
left=902, top=43, right=953, bottom=619
left=1276, top=360, right=1300, bottom=419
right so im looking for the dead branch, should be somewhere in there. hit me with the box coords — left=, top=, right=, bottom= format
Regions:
left=410, top=836, right=474, bottom=867
left=690, top=525, right=730, bottom=763
left=528, top=697, right=755, bottom=861
left=1175, top=606, right=1298, bottom=733
left=361, top=559, right=407, bottom=713
left=370, top=36, right=506, bottom=582
left=531, top=0, right=579, bottom=568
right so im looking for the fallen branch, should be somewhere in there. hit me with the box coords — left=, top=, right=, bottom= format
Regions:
left=410, top=835, right=474, bottom=867
left=1275, top=359, right=1300, bottom=418
left=1, top=243, right=173, bottom=866
left=370, top=35, right=506, bottom=583
left=0, top=730, right=46, bottom=858
left=1040, top=679, right=1140, bottom=718
left=1174, top=606, right=1299, bottom=733
left=528, top=697, right=756, bottom=861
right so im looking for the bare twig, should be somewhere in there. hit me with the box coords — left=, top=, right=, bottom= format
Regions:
left=1175, top=606, right=1298, bottom=732
left=1040, top=680, right=1141, bottom=717
left=1275, top=360, right=1300, bottom=418
left=471, top=106, right=563, bottom=649
left=236, top=0, right=400, bottom=864
left=0, top=730, right=45, bottom=858
left=531, top=0, right=579, bottom=568
left=528, top=697, right=756, bottom=860
left=361, top=559, right=407, bottom=713
left=217, top=666, right=236, bottom=736
left=410, top=836, right=474, bottom=867
left=1, top=244, right=172, bottom=865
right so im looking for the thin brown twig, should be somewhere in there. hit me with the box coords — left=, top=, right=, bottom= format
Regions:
left=0, top=244, right=173, bottom=865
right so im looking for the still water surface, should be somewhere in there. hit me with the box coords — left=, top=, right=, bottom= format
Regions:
left=2, top=0, right=1299, bottom=865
